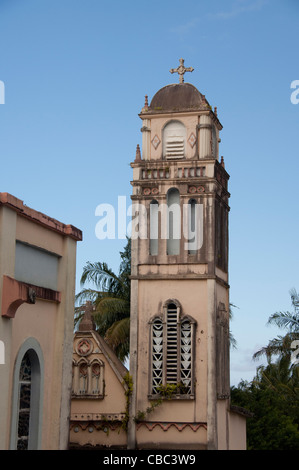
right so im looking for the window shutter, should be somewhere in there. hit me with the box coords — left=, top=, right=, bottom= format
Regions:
left=180, top=320, right=192, bottom=394
left=152, top=319, right=163, bottom=394
left=165, top=136, right=185, bottom=159
left=166, top=304, right=178, bottom=384
left=151, top=303, right=194, bottom=397
left=163, top=121, right=186, bottom=160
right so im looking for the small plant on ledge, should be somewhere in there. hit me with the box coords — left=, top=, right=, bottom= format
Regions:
left=135, top=382, right=189, bottom=422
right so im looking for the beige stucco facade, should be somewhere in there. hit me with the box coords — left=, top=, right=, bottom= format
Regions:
left=69, top=310, right=128, bottom=449
left=0, top=193, right=82, bottom=450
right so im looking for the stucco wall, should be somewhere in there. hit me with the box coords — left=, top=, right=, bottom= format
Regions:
left=0, top=195, right=81, bottom=450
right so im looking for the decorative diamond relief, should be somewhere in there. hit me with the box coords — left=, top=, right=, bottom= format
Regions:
left=151, top=134, right=161, bottom=149
left=188, top=132, right=197, bottom=148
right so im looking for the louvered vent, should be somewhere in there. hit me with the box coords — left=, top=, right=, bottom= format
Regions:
left=165, top=136, right=185, bottom=159
left=163, top=121, right=186, bottom=160
left=166, top=304, right=178, bottom=384
left=151, top=303, right=194, bottom=396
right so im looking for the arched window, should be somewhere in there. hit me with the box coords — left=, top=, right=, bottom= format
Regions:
left=149, top=200, right=159, bottom=255
left=17, top=352, right=33, bottom=450
left=91, top=359, right=104, bottom=396
left=150, top=301, right=195, bottom=397
left=72, top=357, right=104, bottom=398
left=78, top=358, right=88, bottom=394
left=167, top=188, right=180, bottom=255
left=10, top=340, right=43, bottom=450
left=163, top=121, right=186, bottom=160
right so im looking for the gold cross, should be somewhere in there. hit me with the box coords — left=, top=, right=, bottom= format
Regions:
left=170, top=58, right=194, bottom=83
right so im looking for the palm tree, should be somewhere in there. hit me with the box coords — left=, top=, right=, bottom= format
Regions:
left=253, top=288, right=299, bottom=363
left=75, top=238, right=131, bottom=362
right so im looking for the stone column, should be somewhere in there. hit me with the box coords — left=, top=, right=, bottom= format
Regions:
left=198, top=115, right=212, bottom=159
left=141, top=119, right=151, bottom=160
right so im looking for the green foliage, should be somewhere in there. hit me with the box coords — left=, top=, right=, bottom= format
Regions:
left=253, top=288, right=299, bottom=363
left=75, top=238, right=131, bottom=362
left=135, top=382, right=187, bottom=423
left=121, top=372, right=133, bottom=432
left=156, top=382, right=189, bottom=397
left=135, top=399, right=163, bottom=422
left=231, top=376, right=299, bottom=450
left=231, top=288, right=299, bottom=450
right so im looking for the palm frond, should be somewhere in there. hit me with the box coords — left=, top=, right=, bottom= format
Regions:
left=80, top=261, right=124, bottom=293
left=75, top=288, right=104, bottom=305
left=253, top=333, right=299, bottom=362
left=95, top=297, right=130, bottom=316
left=105, top=317, right=130, bottom=362
left=268, top=311, right=299, bottom=332
left=74, top=238, right=131, bottom=362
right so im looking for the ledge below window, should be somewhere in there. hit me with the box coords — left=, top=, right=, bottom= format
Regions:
left=148, top=394, right=195, bottom=401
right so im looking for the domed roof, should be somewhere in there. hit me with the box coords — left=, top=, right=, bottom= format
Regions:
left=148, top=83, right=207, bottom=113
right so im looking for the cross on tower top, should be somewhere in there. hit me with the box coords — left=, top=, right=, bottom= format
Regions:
left=170, top=58, right=194, bottom=83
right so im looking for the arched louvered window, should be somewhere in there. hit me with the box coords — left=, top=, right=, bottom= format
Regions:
left=163, top=121, right=186, bottom=160
left=150, top=301, right=195, bottom=397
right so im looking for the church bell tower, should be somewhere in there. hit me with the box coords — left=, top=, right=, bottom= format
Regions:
left=128, top=60, right=243, bottom=450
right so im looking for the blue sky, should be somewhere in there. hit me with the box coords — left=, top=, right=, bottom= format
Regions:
left=0, top=0, right=298, bottom=385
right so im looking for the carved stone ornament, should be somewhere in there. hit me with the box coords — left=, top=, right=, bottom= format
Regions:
left=188, top=185, right=205, bottom=194
left=76, top=338, right=93, bottom=356
left=151, top=134, right=161, bottom=149
left=188, top=186, right=197, bottom=194
left=169, top=58, right=194, bottom=84
left=188, top=132, right=197, bottom=148
left=143, top=187, right=159, bottom=196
